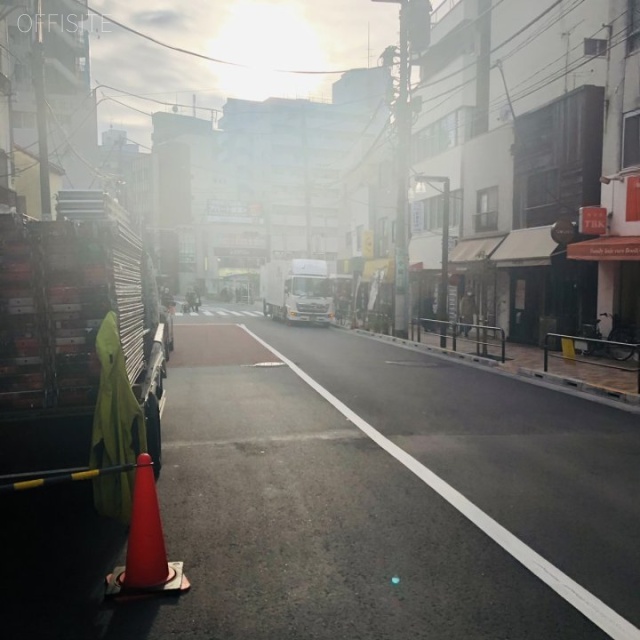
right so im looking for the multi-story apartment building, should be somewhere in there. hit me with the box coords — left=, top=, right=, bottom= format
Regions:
left=0, top=6, right=17, bottom=212
left=565, top=1, right=640, bottom=338
left=409, top=0, right=610, bottom=344
left=7, top=0, right=98, bottom=193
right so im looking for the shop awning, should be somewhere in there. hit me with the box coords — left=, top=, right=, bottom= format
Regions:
left=362, top=258, right=394, bottom=281
left=449, top=235, right=506, bottom=264
left=567, top=236, right=640, bottom=260
left=490, top=226, right=558, bottom=267
left=409, top=233, right=444, bottom=270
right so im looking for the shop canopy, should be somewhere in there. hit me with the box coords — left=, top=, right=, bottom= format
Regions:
left=490, top=226, right=558, bottom=267
left=567, top=236, right=640, bottom=260
left=449, top=235, right=506, bottom=265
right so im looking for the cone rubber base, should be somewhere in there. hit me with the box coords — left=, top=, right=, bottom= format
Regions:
left=105, top=561, right=190, bottom=598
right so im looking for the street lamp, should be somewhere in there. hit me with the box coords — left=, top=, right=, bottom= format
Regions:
left=371, top=0, right=411, bottom=337
left=415, top=175, right=449, bottom=348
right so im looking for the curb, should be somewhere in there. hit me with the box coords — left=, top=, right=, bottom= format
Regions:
left=518, top=367, right=640, bottom=406
left=331, top=324, right=640, bottom=410
left=335, top=325, right=501, bottom=369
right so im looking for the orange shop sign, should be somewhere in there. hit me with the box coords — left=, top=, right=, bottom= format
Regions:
left=567, top=236, right=640, bottom=261
left=578, top=206, right=607, bottom=235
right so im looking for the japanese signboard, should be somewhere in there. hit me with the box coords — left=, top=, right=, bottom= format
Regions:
left=578, top=207, right=607, bottom=235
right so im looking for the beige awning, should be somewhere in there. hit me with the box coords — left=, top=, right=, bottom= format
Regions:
left=490, top=226, right=558, bottom=267
left=449, top=235, right=506, bottom=264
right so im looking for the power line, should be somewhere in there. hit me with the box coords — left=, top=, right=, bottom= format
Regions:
left=74, top=0, right=369, bottom=76
left=413, top=0, right=582, bottom=94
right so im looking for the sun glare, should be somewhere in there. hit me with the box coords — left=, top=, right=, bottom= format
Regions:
left=210, top=1, right=329, bottom=102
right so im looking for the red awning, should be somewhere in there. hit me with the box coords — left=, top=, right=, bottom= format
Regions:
left=567, top=236, right=640, bottom=261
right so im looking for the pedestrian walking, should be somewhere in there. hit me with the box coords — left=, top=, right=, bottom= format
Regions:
left=459, top=290, right=477, bottom=338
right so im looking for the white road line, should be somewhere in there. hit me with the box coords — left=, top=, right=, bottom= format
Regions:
left=242, top=311, right=261, bottom=317
left=228, top=311, right=243, bottom=317
left=189, top=312, right=199, bottom=316
left=240, top=323, right=640, bottom=640
left=203, top=311, right=213, bottom=316
left=215, top=310, right=229, bottom=316
left=174, top=312, right=183, bottom=317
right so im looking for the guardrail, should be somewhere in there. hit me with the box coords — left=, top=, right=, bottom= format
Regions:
left=410, top=317, right=507, bottom=363
left=543, top=333, right=640, bottom=394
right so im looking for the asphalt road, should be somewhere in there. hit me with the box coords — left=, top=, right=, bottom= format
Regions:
left=1, top=304, right=638, bottom=639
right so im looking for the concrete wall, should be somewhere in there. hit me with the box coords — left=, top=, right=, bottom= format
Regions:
left=461, top=123, right=514, bottom=238
left=489, top=0, right=609, bottom=127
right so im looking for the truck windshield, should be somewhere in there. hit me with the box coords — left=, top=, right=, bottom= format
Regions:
left=292, top=277, right=332, bottom=297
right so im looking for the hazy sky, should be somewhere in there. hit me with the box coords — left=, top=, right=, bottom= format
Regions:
left=89, top=0, right=400, bottom=148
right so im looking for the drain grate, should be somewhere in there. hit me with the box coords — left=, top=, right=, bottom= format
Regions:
left=384, top=360, right=446, bottom=368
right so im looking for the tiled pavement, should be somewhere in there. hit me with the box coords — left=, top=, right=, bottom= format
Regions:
left=333, top=317, right=640, bottom=402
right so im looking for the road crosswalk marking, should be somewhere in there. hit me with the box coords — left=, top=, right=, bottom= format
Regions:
left=173, top=309, right=264, bottom=318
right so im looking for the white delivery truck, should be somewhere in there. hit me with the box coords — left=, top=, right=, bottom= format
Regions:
left=260, top=259, right=335, bottom=326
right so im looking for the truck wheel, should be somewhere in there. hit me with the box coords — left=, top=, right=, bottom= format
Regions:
left=145, top=394, right=162, bottom=480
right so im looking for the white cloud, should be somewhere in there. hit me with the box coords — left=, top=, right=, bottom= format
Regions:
left=89, top=0, right=400, bottom=145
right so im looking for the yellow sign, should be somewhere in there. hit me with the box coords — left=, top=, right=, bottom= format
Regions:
left=362, top=230, right=374, bottom=258
left=561, top=338, right=576, bottom=362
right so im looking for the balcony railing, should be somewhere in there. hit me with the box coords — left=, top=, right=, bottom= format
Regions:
left=473, top=210, right=498, bottom=233
left=431, top=0, right=463, bottom=24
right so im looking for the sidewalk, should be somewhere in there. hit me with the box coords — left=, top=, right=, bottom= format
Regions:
left=336, top=319, right=640, bottom=405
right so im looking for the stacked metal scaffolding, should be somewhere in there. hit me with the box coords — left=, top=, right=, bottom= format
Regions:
left=109, top=221, right=146, bottom=385
left=0, top=214, right=53, bottom=410
left=0, top=213, right=147, bottom=412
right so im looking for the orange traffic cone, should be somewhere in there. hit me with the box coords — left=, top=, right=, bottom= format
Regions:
left=105, top=453, right=190, bottom=598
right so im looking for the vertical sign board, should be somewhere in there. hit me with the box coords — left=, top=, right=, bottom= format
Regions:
left=579, top=207, right=607, bottom=235
left=362, top=230, right=374, bottom=259
left=626, top=175, right=640, bottom=222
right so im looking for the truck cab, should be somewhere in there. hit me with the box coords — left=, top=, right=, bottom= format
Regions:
left=262, top=259, right=335, bottom=326
left=284, top=271, right=334, bottom=326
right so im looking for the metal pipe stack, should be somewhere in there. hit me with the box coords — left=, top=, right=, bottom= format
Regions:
left=0, top=210, right=149, bottom=412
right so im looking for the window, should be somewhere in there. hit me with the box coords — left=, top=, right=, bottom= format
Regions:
left=411, top=109, right=468, bottom=162
left=630, top=0, right=640, bottom=53
left=356, top=225, right=363, bottom=251
left=584, top=38, right=607, bottom=57
left=623, top=111, right=640, bottom=168
left=474, top=187, right=498, bottom=233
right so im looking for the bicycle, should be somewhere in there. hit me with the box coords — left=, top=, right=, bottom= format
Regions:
left=579, top=313, right=636, bottom=361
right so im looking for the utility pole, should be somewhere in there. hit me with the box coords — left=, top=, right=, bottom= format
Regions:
left=416, top=175, right=449, bottom=348
left=394, top=0, right=411, bottom=338
left=440, top=178, right=450, bottom=348
left=32, top=0, right=52, bottom=220
left=301, top=103, right=312, bottom=256
left=372, top=0, right=431, bottom=337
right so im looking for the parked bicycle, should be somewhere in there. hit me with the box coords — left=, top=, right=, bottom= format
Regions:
left=578, top=313, right=636, bottom=361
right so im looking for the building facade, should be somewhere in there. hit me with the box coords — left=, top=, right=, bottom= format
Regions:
left=7, top=0, right=98, bottom=192
left=406, top=0, right=610, bottom=343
